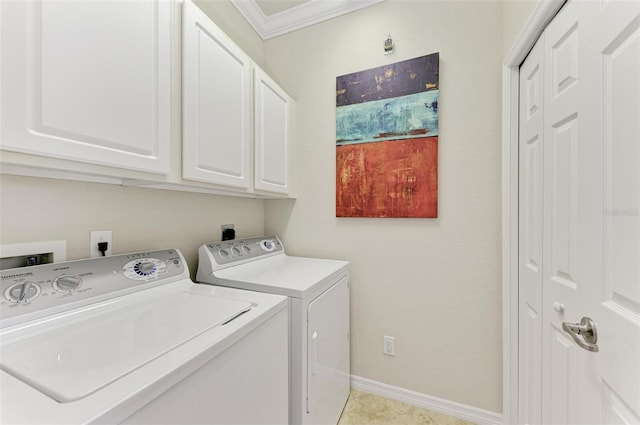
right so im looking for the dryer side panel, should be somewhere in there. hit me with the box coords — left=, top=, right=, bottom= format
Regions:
left=306, top=276, right=350, bottom=425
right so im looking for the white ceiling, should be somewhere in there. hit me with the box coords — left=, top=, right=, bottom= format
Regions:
left=230, top=0, right=385, bottom=39
left=254, top=0, right=309, bottom=16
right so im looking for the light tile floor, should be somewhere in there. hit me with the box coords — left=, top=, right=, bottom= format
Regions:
left=337, top=390, right=476, bottom=425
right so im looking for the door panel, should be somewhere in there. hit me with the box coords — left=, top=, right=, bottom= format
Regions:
left=603, top=383, right=640, bottom=424
left=550, top=22, right=578, bottom=98
left=603, top=6, right=639, bottom=317
left=518, top=34, right=544, bottom=425
left=542, top=2, right=602, bottom=423
left=548, top=114, right=579, bottom=290
left=520, top=304, right=542, bottom=423
left=547, top=325, right=576, bottom=425
left=598, top=1, right=640, bottom=422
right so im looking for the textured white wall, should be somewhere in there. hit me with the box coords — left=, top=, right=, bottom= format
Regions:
left=264, top=0, right=504, bottom=413
left=502, top=0, right=538, bottom=58
left=0, top=175, right=264, bottom=279
left=193, top=0, right=266, bottom=68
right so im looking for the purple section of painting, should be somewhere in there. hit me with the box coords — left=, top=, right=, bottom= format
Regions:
left=336, top=53, right=439, bottom=107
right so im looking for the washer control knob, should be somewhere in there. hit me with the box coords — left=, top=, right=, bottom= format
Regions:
left=5, top=281, right=41, bottom=303
left=232, top=246, right=242, bottom=256
left=219, top=248, right=230, bottom=258
left=260, top=239, right=275, bottom=252
left=122, top=258, right=165, bottom=281
left=242, top=245, right=251, bottom=254
left=133, top=260, right=157, bottom=277
left=138, top=262, right=155, bottom=274
left=53, top=274, right=82, bottom=293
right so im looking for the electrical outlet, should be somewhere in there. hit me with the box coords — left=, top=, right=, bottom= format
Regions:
left=90, top=230, right=112, bottom=257
left=383, top=335, right=395, bottom=356
left=221, top=224, right=235, bottom=241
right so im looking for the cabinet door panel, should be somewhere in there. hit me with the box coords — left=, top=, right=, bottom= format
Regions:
left=182, top=0, right=251, bottom=189
left=254, top=67, right=290, bottom=194
left=0, top=0, right=171, bottom=174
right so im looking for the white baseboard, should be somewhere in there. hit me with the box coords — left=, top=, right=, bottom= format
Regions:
left=350, top=375, right=503, bottom=425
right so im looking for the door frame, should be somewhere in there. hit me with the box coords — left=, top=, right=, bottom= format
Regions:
left=501, top=1, right=565, bottom=424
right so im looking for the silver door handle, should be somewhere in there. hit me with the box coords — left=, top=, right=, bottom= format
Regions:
left=562, top=317, right=599, bottom=352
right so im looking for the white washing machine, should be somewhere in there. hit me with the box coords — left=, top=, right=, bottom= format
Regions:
left=0, top=248, right=288, bottom=425
left=196, top=236, right=350, bottom=425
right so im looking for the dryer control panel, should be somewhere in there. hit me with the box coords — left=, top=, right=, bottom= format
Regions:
left=203, top=236, right=284, bottom=267
left=0, top=249, right=187, bottom=326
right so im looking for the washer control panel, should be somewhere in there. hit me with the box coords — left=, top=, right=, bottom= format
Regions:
left=1, top=249, right=186, bottom=325
left=122, top=257, right=168, bottom=281
left=204, top=236, right=283, bottom=266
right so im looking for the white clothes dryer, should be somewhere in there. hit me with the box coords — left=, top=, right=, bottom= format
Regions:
left=197, top=236, right=350, bottom=425
left=0, top=249, right=288, bottom=425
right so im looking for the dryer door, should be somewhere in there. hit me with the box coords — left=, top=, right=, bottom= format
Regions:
left=306, top=276, right=350, bottom=424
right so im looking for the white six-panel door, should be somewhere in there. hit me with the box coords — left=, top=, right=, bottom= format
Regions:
left=519, top=0, right=640, bottom=423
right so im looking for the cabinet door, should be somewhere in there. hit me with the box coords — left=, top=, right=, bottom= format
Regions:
left=182, top=0, right=251, bottom=189
left=254, top=67, right=290, bottom=194
left=0, top=0, right=171, bottom=174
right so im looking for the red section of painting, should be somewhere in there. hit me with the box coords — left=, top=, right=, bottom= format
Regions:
left=336, top=137, right=438, bottom=218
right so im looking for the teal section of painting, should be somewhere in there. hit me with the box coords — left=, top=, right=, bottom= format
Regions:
left=336, top=90, right=439, bottom=146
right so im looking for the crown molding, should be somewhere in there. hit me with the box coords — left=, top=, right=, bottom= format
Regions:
left=230, top=0, right=385, bottom=40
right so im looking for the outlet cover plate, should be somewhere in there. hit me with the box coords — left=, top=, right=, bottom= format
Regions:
left=383, top=335, right=395, bottom=356
left=90, top=231, right=112, bottom=257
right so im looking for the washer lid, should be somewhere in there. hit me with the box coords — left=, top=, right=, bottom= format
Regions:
left=0, top=287, right=251, bottom=403
left=213, top=255, right=348, bottom=298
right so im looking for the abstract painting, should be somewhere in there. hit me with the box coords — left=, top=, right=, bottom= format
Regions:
left=336, top=53, right=439, bottom=218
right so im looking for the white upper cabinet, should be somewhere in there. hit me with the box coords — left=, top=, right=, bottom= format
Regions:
left=182, top=0, right=251, bottom=190
left=1, top=0, right=294, bottom=198
left=0, top=0, right=172, bottom=174
left=254, top=67, right=291, bottom=195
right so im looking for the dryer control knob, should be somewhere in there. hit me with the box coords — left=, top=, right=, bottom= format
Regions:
left=5, top=281, right=41, bottom=303
left=53, top=274, right=82, bottom=293
left=260, top=239, right=275, bottom=251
